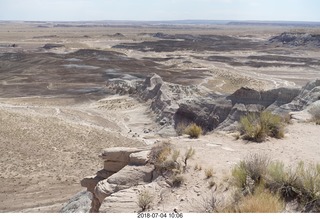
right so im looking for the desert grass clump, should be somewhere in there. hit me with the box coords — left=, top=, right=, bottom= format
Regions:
left=237, top=187, right=285, bottom=213
left=205, top=168, right=214, bottom=179
left=296, top=162, right=320, bottom=201
left=239, top=111, right=285, bottom=142
left=265, top=161, right=300, bottom=200
left=184, top=123, right=202, bottom=138
left=266, top=161, right=320, bottom=205
left=137, top=189, right=154, bottom=212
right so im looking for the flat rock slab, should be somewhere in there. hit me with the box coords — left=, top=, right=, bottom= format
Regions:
left=107, top=165, right=154, bottom=186
left=99, top=147, right=143, bottom=162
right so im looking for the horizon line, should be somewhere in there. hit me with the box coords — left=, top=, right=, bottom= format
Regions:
left=1, top=19, right=320, bottom=23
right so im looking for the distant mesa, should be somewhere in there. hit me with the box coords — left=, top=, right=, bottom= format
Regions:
left=43, top=43, right=65, bottom=50
left=103, top=33, right=125, bottom=38
left=152, top=32, right=170, bottom=38
left=269, top=32, right=320, bottom=47
left=112, top=33, right=125, bottom=37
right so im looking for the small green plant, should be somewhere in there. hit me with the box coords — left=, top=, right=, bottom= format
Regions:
left=239, top=111, right=285, bottom=142
left=205, top=168, right=214, bottom=179
left=137, top=189, right=154, bottom=212
left=184, top=123, right=202, bottom=138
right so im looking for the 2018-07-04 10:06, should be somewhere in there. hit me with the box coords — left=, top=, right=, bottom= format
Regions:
left=137, top=212, right=183, bottom=218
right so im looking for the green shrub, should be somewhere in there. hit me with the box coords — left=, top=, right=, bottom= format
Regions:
left=184, top=123, right=202, bottom=138
left=296, top=162, right=320, bottom=201
left=239, top=111, right=285, bottom=142
left=265, top=161, right=299, bottom=200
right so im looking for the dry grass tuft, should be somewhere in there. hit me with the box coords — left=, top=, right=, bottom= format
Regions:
left=137, top=189, right=154, bottom=212
left=205, top=168, right=214, bottom=179
left=237, top=188, right=285, bottom=213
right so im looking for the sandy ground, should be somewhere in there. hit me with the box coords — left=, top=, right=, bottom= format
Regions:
left=0, top=94, right=319, bottom=213
left=0, top=95, right=155, bottom=212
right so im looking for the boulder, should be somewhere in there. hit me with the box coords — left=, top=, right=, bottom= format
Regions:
left=94, top=180, right=119, bottom=203
left=60, top=190, right=92, bottom=213
left=129, top=150, right=150, bottom=165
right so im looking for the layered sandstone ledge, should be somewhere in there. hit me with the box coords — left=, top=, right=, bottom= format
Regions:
left=80, top=147, right=152, bottom=212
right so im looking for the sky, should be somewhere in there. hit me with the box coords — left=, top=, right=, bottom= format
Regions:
left=0, top=0, right=319, bottom=22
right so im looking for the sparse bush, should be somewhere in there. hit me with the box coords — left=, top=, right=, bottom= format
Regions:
left=171, top=149, right=180, bottom=162
left=149, top=141, right=180, bottom=175
left=137, top=189, right=154, bottom=212
left=205, top=168, right=214, bottom=179
left=149, top=141, right=172, bottom=165
left=171, top=174, right=185, bottom=187
left=183, top=147, right=195, bottom=171
left=184, top=123, right=202, bottom=138
left=231, top=154, right=269, bottom=193
left=239, top=111, right=285, bottom=142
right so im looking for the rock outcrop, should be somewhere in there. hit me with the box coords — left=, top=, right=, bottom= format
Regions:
left=106, top=73, right=320, bottom=133
left=269, top=32, right=320, bottom=47
left=78, top=147, right=153, bottom=213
